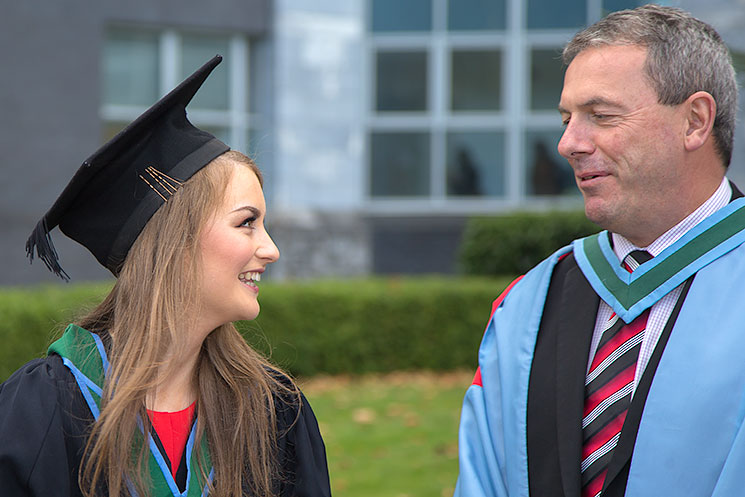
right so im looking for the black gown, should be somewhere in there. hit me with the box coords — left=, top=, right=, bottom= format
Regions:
left=0, top=353, right=332, bottom=497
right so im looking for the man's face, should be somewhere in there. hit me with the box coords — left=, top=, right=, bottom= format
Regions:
left=558, top=45, right=689, bottom=246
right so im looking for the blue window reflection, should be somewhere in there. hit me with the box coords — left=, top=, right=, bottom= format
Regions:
left=448, top=0, right=506, bottom=31
left=371, top=132, right=431, bottom=196
left=527, top=0, right=585, bottom=29
left=371, top=0, right=432, bottom=32
left=447, top=131, right=505, bottom=197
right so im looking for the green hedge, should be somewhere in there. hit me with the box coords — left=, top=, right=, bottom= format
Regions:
left=0, top=283, right=113, bottom=382
left=0, top=277, right=514, bottom=382
left=459, top=210, right=599, bottom=276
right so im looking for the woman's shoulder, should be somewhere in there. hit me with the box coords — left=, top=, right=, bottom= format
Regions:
left=1, top=355, right=70, bottom=394
left=0, top=351, right=94, bottom=425
left=0, top=354, right=83, bottom=420
left=263, top=367, right=321, bottom=442
left=0, top=356, right=91, bottom=495
left=263, top=366, right=299, bottom=402
left=269, top=373, right=332, bottom=497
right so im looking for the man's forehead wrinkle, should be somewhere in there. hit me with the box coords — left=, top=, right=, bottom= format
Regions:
left=559, top=95, right=621, bottom=114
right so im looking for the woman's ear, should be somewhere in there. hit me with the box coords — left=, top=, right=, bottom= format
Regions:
left=684, top=91, right=716, bottom=152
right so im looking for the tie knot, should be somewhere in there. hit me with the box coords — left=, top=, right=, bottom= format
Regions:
left=624, top=250, right=652, bottom=272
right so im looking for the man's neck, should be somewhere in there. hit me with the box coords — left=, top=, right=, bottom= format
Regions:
left=612, top=177, right=731, bottom=259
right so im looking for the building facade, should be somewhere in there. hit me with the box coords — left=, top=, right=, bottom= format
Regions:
left=2, top=0, right=744, bottom=284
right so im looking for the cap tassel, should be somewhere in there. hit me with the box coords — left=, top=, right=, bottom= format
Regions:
left=26, top=219, right=70, bottom=281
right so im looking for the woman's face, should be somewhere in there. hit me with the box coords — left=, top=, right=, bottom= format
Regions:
left=197, top=163, right=279, bottom=330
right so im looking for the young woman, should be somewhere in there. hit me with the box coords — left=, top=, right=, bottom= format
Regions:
left=0, top=56, right=331, bottom=497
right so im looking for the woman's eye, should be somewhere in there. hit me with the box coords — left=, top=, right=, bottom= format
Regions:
left=239, top=217, right=256, bottom=228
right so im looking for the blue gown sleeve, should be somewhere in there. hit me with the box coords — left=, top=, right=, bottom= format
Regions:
left=453, top=381, right=508, bottom=497
left=0, top=356, right=87, bottom=497
left=453, top=277, right=525, bottom=497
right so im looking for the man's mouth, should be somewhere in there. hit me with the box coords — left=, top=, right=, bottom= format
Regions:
left=578, top=172, right=608, bottom=183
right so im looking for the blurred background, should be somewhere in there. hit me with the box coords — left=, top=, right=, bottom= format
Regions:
left=1, top=1, right=744, bottom=495
left=3, top=0, right=744, bottom=285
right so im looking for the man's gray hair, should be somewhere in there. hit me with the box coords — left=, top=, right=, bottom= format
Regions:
left=563, top=4, right=739, bottom=167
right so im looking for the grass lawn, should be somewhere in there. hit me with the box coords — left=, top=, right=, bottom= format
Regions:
left=300, top=370, right=473, bottom=497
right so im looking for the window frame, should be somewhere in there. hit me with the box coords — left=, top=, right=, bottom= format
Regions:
left=100, top=27, right=257, bottom=157
left=365, top=0, right=612, bottom=214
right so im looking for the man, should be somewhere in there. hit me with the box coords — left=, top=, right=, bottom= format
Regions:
left=454, top=5, right=743, bottom=497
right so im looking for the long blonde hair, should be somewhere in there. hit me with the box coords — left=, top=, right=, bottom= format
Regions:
left=77, top=151, right=297, bottom=497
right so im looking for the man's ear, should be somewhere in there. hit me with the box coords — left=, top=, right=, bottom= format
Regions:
left=684, top=91, right=716, bottom=152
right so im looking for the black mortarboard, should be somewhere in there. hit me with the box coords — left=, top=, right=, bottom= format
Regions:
left=26, top=55, right=230, bottom=280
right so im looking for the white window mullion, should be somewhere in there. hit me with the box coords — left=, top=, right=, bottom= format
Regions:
left=587, top=0, right=603, bottom=24
left=160, top=30, right=179, bottom=95
left=505, top=0, right=526, bottom=204
left=431, top=34, right=447, bottom=198
left=229, top=35, right=248, bottom=153
left=431, top=0, right=448, bottom=199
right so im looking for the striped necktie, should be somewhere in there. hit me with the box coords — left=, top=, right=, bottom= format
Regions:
left=581, top=250, right=652, bottom=497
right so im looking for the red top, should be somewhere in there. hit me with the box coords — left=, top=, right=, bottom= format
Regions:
left=147, top=402, right=196, bottom=479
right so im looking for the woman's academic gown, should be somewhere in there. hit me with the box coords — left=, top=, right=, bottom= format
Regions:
left=0, top=344, right=332, bottom=497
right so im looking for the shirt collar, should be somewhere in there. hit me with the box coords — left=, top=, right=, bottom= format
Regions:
left=612, top=177, right=731, bottom=261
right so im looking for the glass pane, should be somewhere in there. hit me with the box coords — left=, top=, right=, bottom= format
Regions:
left=527, top=0, right=585, bottom=29
left=531, top=49, right=565, bottom=110
left=525, top=130, right=577, bottom=196
left=376, top=51, right=428, bottom=112
left=451, top=50, right=501, bottom=111
left=181, top=34, right=231, bottom=110
left=603, top=0, right=642, bottom=16
left=371, top=0, right=432, bottom=32
left=248, top=42, right=263, bottom=115
left=103, top=30, right=159, bottom=106
left=370, top=132, right=430, bottom=197
left=446, top=131, right=505, bottom=197
left=448, top=0, right=506, bottom=31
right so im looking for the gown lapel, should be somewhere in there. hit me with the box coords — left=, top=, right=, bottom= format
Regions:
left=554, top=262, right=599, bottom=497
left=48, top=325, right=214, bottom=497
left=527, top=253, right=598, bottom=497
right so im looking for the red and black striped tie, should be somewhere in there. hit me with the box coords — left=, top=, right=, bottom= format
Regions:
left=581, top=250, right=652, bottom=497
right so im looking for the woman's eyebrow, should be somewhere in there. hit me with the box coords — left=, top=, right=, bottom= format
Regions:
left=230, top=205, right=261, bottom=217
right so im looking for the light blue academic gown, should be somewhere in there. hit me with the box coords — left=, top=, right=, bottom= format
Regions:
left=455, top=198, right=745, bottom=496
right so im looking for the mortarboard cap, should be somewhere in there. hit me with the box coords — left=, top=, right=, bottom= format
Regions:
left=26, top=55, right=230, bottom=280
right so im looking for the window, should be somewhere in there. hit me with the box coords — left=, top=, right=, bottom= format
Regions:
left=448, top=0, right=506, bottom=31
left=375, top=51, right=428, bottom=111
left=371, top=0, right=432, bottom=32
left=371, top=132, right=431, bottom=196
left=530, top=49, right=564, bottom=111
left=527, top=0, right=585, bottom=29
left=367, top=0, right=645, bottom=208
left=101, top=28, right=260, bottom=162
left=446, top=131, right=505, bottom=196
left=451, top=50, right=502, bottom=111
